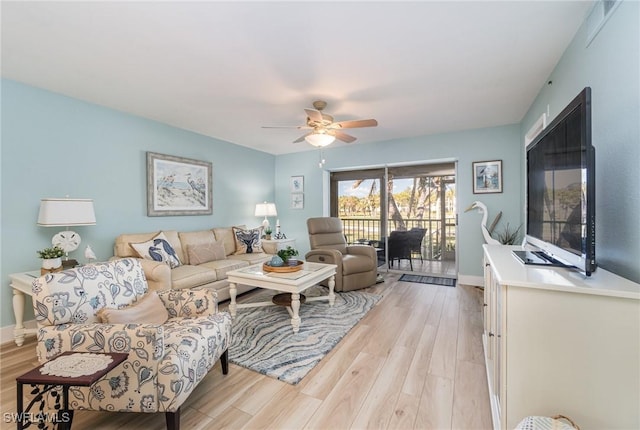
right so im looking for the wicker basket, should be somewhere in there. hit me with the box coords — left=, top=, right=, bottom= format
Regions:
left=515, top=415, right=580, bottom=430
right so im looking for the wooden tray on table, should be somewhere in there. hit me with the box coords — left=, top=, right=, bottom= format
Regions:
left=262, top=261, right=303, bottom=273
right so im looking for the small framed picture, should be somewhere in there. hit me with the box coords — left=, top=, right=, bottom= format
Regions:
left=473, top=160, right=503, bottom=194
left=291, top=193, right=304, bottom=209
left=290, top=176, right=304, bottom=192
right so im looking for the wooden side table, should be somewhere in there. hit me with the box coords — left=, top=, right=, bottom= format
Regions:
left=16, top=351, right=128, bottom=430
left=8, top=271, right=40, bottom=346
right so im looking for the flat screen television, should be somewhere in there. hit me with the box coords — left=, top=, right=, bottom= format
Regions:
left=518, top=87, right=596, bottom=276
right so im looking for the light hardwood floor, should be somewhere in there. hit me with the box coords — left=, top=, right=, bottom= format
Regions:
left=0, top=274, right=492, bottom=429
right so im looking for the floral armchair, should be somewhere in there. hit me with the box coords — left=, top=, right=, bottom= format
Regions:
left=31, top=258, right=231, bottom=430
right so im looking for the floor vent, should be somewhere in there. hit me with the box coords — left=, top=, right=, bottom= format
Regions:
left=586, top=0, right=621, bottom=47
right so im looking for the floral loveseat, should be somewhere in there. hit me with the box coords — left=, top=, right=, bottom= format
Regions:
left=31, top=258, right=231, bottom=430
left=113, top=226, right=272, bottom=301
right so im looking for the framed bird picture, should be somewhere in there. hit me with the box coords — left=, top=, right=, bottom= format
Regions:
left=147, top=152, right=213, bottom=216
left=473, top=160, right=502, bottom=194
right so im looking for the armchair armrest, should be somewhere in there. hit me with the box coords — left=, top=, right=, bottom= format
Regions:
left=157, top=289, right=219, bottom=319
left=36, top=323, right=165, bottom=364
left=305, top=249, right=344, bottom=265
left=346, top=244, right=377, bottom=259
left=109, top=257, right=171, bottom=291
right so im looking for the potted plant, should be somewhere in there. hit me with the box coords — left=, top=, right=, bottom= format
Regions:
left=37, top=246, right=65, bottom=274
left=277, top=246, right=299, bottom=266
left=264, top=227, right=273, bottom=240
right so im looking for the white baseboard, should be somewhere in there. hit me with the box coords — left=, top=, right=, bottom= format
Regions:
left=1, top=319, right=36, bottom=345
left=458, top=274, right=484, bottom=287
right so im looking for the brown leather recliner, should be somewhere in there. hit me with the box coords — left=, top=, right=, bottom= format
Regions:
left=305, top=217, right=378, bottom=292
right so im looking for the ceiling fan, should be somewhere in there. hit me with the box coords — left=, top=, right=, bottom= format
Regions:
left=263, top=100, right=378, bottom=147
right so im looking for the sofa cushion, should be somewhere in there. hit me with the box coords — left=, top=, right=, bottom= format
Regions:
left=171, top=264, right=218, bottom=290
left=230, top=252, right=271, bottom=265
left=178, top=230, right=217, bottom=265
left=187, top=242, right=226, bottom=265
left=213, top=226, right=244, bottom=256
left=97, top=291, right=169, bottom=324
left=130, top=232, right=182, bottom=269
left=200, top=259, right=249, bottom=279
left=232, top=226, right=264, bottom=254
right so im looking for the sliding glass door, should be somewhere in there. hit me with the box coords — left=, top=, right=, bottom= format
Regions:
left=330, top=163, right=456, bottom=277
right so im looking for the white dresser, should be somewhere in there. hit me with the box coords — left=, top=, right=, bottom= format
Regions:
left=482, top=245, right=640, bottom=430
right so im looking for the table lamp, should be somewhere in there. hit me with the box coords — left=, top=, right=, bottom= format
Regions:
left=254, top=201, right=277, bottom=230
left=37, top=197, right=96, bottom=266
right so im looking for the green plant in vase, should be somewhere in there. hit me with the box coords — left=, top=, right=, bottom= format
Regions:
left=37, top=246, right=65, bottom=259
left=264, top=227, right=273, bottom=240
left=37, top=246, right=65, bottom=274
left=277, top=246, right=299, bottom=266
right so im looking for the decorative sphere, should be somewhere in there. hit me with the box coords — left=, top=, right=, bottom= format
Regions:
left=270, top=255, right=284, bottom=267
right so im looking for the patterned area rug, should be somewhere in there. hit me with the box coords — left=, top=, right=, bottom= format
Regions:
left=228, top=286, right=381, bottom=385
left=399, top=274, right=457, bottom=287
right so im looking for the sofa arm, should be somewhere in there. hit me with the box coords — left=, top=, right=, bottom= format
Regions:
left=36, top=323, right=165, bottom=364
left=137, top=259, right=172, bottom=291
left=157, top=289, right=219, bottom=319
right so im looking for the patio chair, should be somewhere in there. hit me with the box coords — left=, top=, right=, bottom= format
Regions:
left=388, top=230, right=414, bottom=270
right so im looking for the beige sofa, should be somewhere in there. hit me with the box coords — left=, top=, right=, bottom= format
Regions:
left=114, top=227, right=272, bottom=301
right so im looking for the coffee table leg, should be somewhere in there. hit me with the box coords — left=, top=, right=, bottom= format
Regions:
left=328, top=275, right=336, bottom=306
left=291, top=293, right=301, bottom=333
left=229, top=282, right=237, bottom=317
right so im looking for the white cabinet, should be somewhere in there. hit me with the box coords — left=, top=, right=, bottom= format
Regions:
left=483, top=245, right=640, bottom=430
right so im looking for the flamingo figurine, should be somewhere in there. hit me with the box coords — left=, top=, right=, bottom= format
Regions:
left=464, top=201, right=501, bottom=245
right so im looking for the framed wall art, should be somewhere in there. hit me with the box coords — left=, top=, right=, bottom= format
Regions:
left=472, top=160, right=503, bottom=194
left=290, top=175, right=304, bottom=192
left=291, top=193, right=304, bottom=209
left=147, top=151, right=213, bottom=216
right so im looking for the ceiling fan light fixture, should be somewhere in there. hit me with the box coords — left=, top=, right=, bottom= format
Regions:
left=305, top=132, right=335, bottom=147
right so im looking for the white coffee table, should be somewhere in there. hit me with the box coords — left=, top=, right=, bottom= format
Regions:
left=227, top=261, right=337, bottom=333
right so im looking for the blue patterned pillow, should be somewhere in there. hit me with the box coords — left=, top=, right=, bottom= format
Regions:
left=130, top=232, right=182, bottom=268
left=232, top=226, right=263, bottom=254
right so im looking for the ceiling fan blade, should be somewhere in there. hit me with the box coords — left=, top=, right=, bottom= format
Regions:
left=333, top=130, right=357, bottom=143
left=293, top=132, right=311, bottom=143
left=332, top=119, right=378, bottom=129
left=262, top=125, right=311, bottom=129
left=304, top=108, right=323, bottom=123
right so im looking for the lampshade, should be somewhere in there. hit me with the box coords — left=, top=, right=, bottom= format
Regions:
left=37, top=198, right=96, bottom=226
left=254, top=202, right=278, bottom=217
left=305, top=132, right=335, bottom=147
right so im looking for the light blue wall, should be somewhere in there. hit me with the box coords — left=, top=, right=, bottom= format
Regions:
left=275, top=124, right=523, bottom=278
left=0, top=80, right=276, bottom=327
left=520, top=0, right=639, bottom=283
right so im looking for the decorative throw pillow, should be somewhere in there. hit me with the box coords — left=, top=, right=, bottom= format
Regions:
left=187, top=242, right=226, bottom=265
left=130, top=231, right=181, bottom=268
left=232, top=226, right=264, bottom=254
left=97, top=291, right=169, bottom=324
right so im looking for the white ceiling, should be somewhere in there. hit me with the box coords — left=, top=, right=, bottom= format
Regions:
left=1, top=1, right=592, bottom=155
